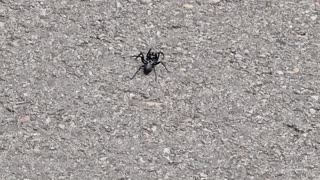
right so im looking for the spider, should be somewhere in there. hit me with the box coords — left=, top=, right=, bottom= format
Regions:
left=130, top=48, right=169, bottom=81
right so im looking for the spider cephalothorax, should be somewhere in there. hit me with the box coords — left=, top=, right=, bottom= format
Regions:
left=130, top=48, right=169, bottom=81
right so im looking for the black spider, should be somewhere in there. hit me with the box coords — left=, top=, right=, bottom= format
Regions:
left=130, top=48, right=169, bottom=81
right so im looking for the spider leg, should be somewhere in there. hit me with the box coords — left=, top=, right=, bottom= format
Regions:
left=130, top=65, right=144, bottom=80
left=154, top=67, right=157, bottom=82
left=154, top=53, right=159, bottom=61
left=132, top=52, right=147, bottom=64
left=146, top=48, right=152, bottom=59
left=154, top=61, right=170, bottom=73
left=140, top=53, right=146, bottom=64
left=132, top=52, right=142, bottom=60
left=160, top=62, right=170, bottom=72
left=158, top=52, right=165, bottom=59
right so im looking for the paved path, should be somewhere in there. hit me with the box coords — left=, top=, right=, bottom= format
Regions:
left=1, top=0, right=320, bottom=179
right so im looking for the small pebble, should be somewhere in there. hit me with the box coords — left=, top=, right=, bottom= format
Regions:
left=0, top=7, right=5, bottom=13
left=287, top=67, right=300, bottom=74
left=140, top=0, right=152, bottom=4
left=151, top=126, right=157, bottom=132
left=58, top=124, right=65, bottom=129
left=100, top=157, right=107, bottom=161
left=10, top=40, right=19, bottom=47
left=46, top=117, right=51, bottom=124
left=183, top=4, right=194, bottom=9
left=235, top=54, right=242, bottom=60
left=200, top=172, right=208, bottom=178
left=144, top=101, right=162, bottom=107
left=176, top=47, right=183, bottom=52
left=163, top=148, right=170, bottom=154
left=311, top=15, right=318, bottom=21
left=33, top=146, right=40, bottom=152
left=0, top=21, right=4, bottom=29
left=311, top=96, right=319, bottom=101
left=129, top=93, right=135, bottom=99
left=310, top=108, right=316, bottom=114
left=292, top=67, right=300, bottom=73
left=209, top=0, right=221, bottom=3
left=116, top=2, right=122, bottom=8
left=18, top=115, right=30, bottom=123
left=139, top=157, right=146, bottom=163
left=276, top=71, right=284, bottom=75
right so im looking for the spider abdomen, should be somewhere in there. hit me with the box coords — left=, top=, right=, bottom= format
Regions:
left=143, top=63, right=153, bottom=74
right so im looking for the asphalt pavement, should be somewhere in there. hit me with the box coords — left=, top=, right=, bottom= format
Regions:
left=0, top=0, right=320, bottom=179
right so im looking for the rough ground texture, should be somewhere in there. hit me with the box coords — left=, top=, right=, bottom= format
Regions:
left=1, top=0, right=320, bottom=179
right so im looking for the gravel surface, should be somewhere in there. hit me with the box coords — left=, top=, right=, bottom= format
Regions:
left=1, top=0, right=320, bottom=179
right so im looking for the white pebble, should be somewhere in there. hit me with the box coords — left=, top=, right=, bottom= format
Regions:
left=310, top=108, right=316, bottom=114
left=311, top=15, right=318, bottom=21
left=140, top=0, right=152, bottom=4
left=58, top=124, right=65, bottom=129
left=116, top=2, right=122, bottom=8
left=311, top=96, right=319, bottom=101
left=209, top=0, right=221, bottom=3
left=183, top=4, right=194, bottom=9
left=151, top=126, right=157, bottom=132
left=287, top=67, right=300, bottom=74
left=276, top=71, right=284, bottom=75
left=235, top=54, right=242, bottom=60
left=163, top=148, right=170, bottom=154
left=293, top=67, right=300, bottom=73
left=0, top=21, right=4, bottom=29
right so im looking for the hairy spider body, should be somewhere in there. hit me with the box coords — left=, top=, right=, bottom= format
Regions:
left=144, top=62, right=153, bottom=75
left=130, top=48, right=169, bottom=81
